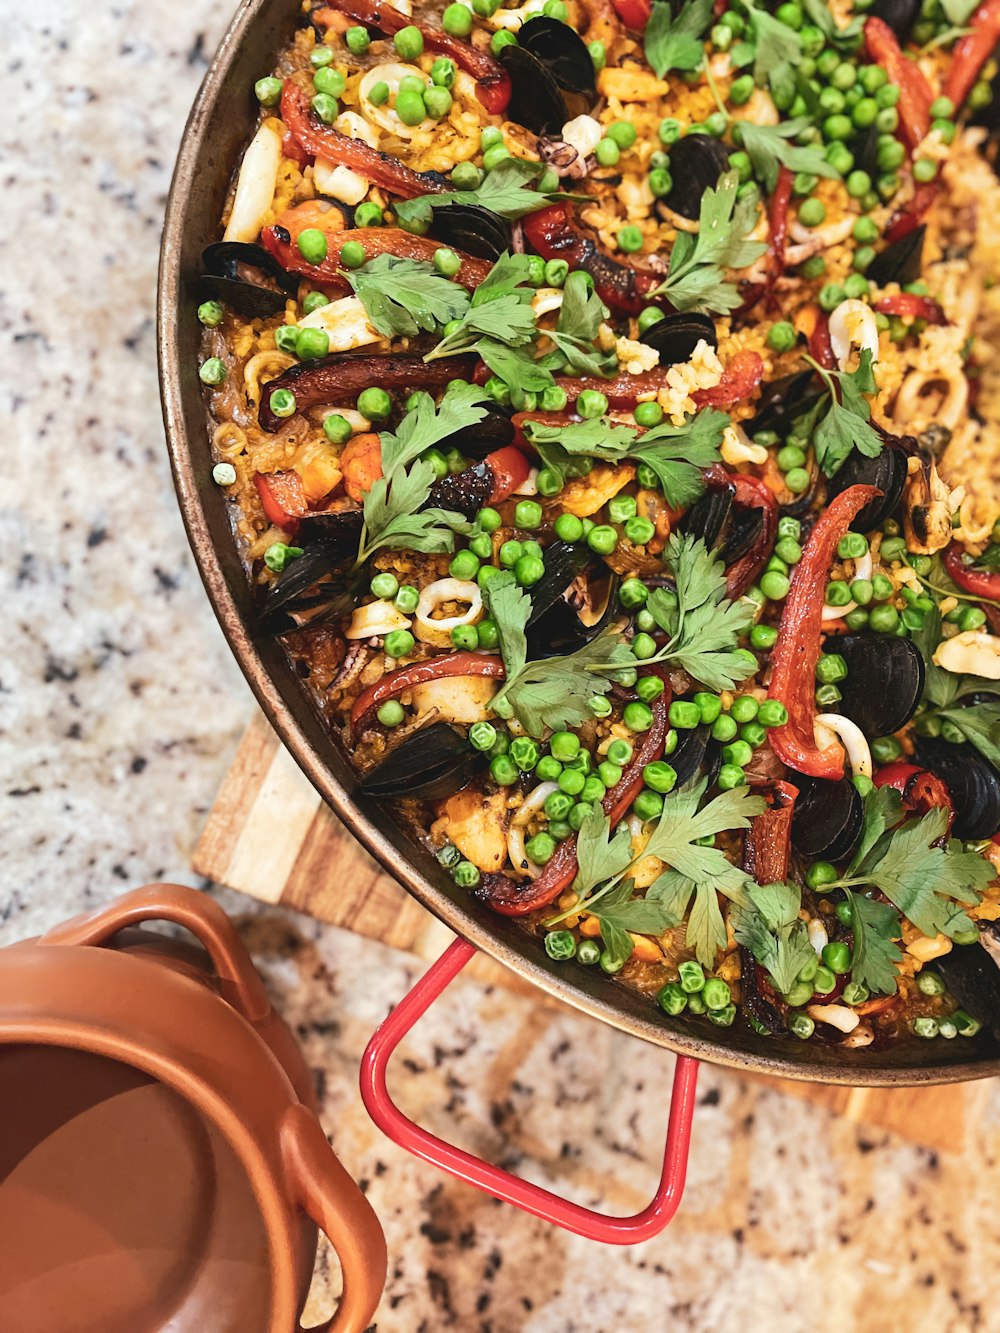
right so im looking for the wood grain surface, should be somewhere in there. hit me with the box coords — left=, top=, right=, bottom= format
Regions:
left=194, top=712, right=993, bottom=1153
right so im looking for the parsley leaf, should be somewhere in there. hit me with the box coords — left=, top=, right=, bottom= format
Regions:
left=492, top=633, right=636, bottom=736
left=738, top=0, right=803, bottom=105
left=590, top=879, right=677, bottom=970
left=393, top=157, right=569, bottom=226
left=642, top=779, right=765, bottom=966
left=833, top=800, right=993, bottom=941
left=809, top=349, right=884, bottom=477
left=544, top=271, right=617, bottom=378
left=800, top=0, right=865, bottom=49
left=940, top=0, right=979, bottom=23
left=346, top=255, right=470, bottom=338
left=642, top=534, right=758, bottom=690
left=358, top=459, right=471, bottom=563
left=573, top=807, right=635, bottom=900
left=652, top=171, right=767, bottom=314
left=522, top=408, right=726, bottom=505
left=934, top=703, right=1000, bottom=771
left=731, top=880, right=815, bottom=995
left=845, top=889, right=904, bottom=995
left=378, top=382, right=490, bottom=478
left=483, top=571, right=530, bottom=683
left=477, top=341, right=556, bottom=408
left=976, top=545, right=1000, bottom=570
left=425, top=252, right=538, bottom=360
left=735, top=118, right=840, bottom=195
left=644, top=0, right=714, bottom=77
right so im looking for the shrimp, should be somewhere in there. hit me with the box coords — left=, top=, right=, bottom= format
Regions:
left=340, top=432, right=382, bottom=502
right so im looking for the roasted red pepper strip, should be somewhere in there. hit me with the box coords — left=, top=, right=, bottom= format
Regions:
left=351, top=655, right=506, bottom=730
left=874, top=293, right=947, bottom=325
left=477, top=684, right=670, bottom=916
left=874, top=761, right=955, bottom=826
left=261, top=222, right=491, bottom=292
left=885, top=182, right=939, bottom=243
left=691, top=350, right=764, bottom=408
left=726, top=474, right=779, bottom=600
left=808, top=312, right=836, bottom=370
left=259, top=354, right=477, bottom=430
left=280, top=82, right=449, bottom=198
left=943, top=541, right=1000, bottom=601
left=767, top=165, right=793, bottom=293
left=523, top=204, right=658, bottom=316
left=768, top=485, right=881, bottom=780
left=864, top=18, right=933, bottom=152
left=740, top=781, right=798, bottom=1033
left=314, top=0, right=511, bottom=113
left=608, top=0, right=651, bottom=26
left=476, top=362, right=673, bottom=408
left=255, top=472, right=306, bottom=532
left=946, top=0, right=1000, bottom=107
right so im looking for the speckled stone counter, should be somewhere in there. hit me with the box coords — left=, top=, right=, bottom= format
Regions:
left=2, top=4, right=999, bottom=1330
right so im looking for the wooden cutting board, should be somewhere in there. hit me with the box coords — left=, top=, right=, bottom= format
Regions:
left=194, top=712, right=994, bottom=1153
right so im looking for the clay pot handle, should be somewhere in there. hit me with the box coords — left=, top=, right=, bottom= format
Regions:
left=281, top=1104, right=387, bottom=1333
left=39, top=883, right=271, bottom=1023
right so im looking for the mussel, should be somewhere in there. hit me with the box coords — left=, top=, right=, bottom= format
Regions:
left=526, top=541, right=619, bottom=657
left=744, top=370, right=824, bottom=441
left=681, top=479, right=765, bottom=567
left=870, top=0, right=920, bottom=44
left=517, top=17, right=597, bottom=98
left=670, top=724, right=720, bottom=787
left=851, top=124, right=879, bottom=179
left=792, top=777, right=864, bottom=862
left=360, top=723, right=485, bottom=800
left=830, top=634, right=925, bottom=737
left=914, top=738, right=1000, bottom=840
left=201, top=241, right=298, bottom=317
left=865, top=225, right=926, bottom=288
left=436, top=402, right=514, bottom=459
left=825, top=445, right=908, bottom=532
left=427, top=203, right=511, bottom=261
left=498, top=44, right=569, bottom=135
left=639, top=312, right=718, bottom=366
left=659, top=135, right=731, bottom=220
left=937, top=925, right=1000, bottom=1040
left=258, top=543, right=370, bottom=635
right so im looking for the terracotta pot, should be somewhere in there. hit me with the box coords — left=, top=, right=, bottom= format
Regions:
left=0, top=884, right=386, bottom=1333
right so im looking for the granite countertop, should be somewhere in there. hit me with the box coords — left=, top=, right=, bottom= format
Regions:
left=2, top=4, right=999, bottom=1330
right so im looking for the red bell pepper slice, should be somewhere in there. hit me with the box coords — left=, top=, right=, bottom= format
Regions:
left=352, top=655, right=506, bottom=730
left=477, top=682, right=671, bottom=916
left=864, top=17, right=933, bottom=153
left=744, top=780, right=798, bottom=884
left=523, top=204, right=658, bottom=316
left=942, top=541, right=1000, bottom=602
left=609, top=0, right=651, bottom=27
left=259, top=354, right=477, bottom=431
left=885, top=181, right=939, bottom=243
left=767, top=165, right=793, bottom=289
left=726, top=474, right=779, bottom=600
left=808, top=312, right=836, bottom=371
left=314, top=0, right=511, bottom=113
left=874, top=293, right=947, bottom=325
left=691, top=350, right=764, bottom=408
left=768, top=484, right=881, bottom=780
left=874, top=761, right=955, bottom=825
left=946, top=0, right=1000, bottom=107
left=261, top=221, right=491, bottom=292
left=254, top=472, right=306, bottom=533
left=280, top=82, right=450, bottom=198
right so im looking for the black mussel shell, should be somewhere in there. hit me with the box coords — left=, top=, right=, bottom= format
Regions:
left=639, top=312, right=718, bottom=366
left=670, top=724, right=720, bottom=787
left=851, top=125, right=880, bottom=179
left=870, top=0, right=920, bottom=44
left=526, top=542, right=618, bottom=657
left=498, top=44, right=568, bottom=135
left=865, top=226, right=926, bottom=288
left=518, top=17, right=597, bottom=98
left=427, top=457, right=497, bottom=519
left=660, top=136, right=731, bottom=220
left=202, top=241, right=298, bottom=317
left=915, top=739, right=1000, bottom=840
left=792, top=777, right=864, bottom=861
left=427, top=203, right=511, bottom=261
left=831, top=634, right=925, bottom=737
left=258, top=544, right=369, bottom=635
left=680, top=482, right=734, bottom=550
left=826, top=446, right=908, bottom=532
left=293, top=508, right=365, bottom=548
left=361, top=723, right=485, bottom=800
left=437, top=403, right=514, bottom=460
left=723, top=503, right=765, bottom=567
left=937, top=928, right=1000, bottom=1039
left=745, top=370, right=824, bottom=441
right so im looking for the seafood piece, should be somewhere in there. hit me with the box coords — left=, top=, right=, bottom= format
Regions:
left=361, top=723, right=486, bottom=799
left=201, top=241, right=298, bottom=318
left=791, top=777, right=864, bottom=862
left=830, top=634, right=925, bottom=737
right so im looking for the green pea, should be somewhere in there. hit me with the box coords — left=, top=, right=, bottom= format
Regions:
left=869, top=604, right=899, bottom=633
left=297, top=228, right=328, bottom=265
left=482, top=142, right=511, bottom=171
left=345, top=25, right=371, bottom=53
left=669, top=700, right=701, bottom=730
left=490, top=28, right=517, bottom=54
left=760, top=570, right=790, bottom=600
left=311, top=92, right=339, bottom=123
left=198, top=299, right=224, bottom=327
left=721, top=740, right=753, bottom=768
left=617, top=225, right=643, bottom=254
left=729, top=73, right=754, bottom=105
left=450, top=160, right=481, bottom=190
left=693, top=692, right=722, bottom=724
left=624, top=701, right=654, bottom=733
left=711, top=713, right=738, bottom=743
left=798, top=197, right=826, bottom=227
left=368, top=80, right=390, bottom=106
left=750, top=624, right=778, bottom=651
left=767, top=321, right=796, bottom=353
left=577, top=389, right=608, bottom=419
left=553, top=513, right=584, bottom=544
left=395, top=89, right=427, bottom=126
left=657, top=981, right=688, bottom=1015
left=912, top=1015, right=939, bottom=1039
left=274, top=324, right=300, bottom=355
left=393, top=23, right=424, bottom=57
left=199, top=357, right=227, bottom=386
left=818, top=281, right=846, bottom=312
left=802, top=254, right=827, bottom=280
left=357, top=387, right=392, bottom=421
left=913, top=157, right=938, bottom=183
left=393, top=585, right=419, bottom=614
left=314, top=66, right=346, bottom=97
left=424, top=85, right=453, bottom=119
left=717, top=764, right=746, bottom=790
left=636, top=675, right=664, bottom=703
left=296, top=327, right=330, bottom=360
left=212, top=462, right=237, bottom=487
left=787, top=1011, right=815, bottom=1040
left=255, top=76, right=283, bottom=107
left=384, top=629, right=414, bottom=658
